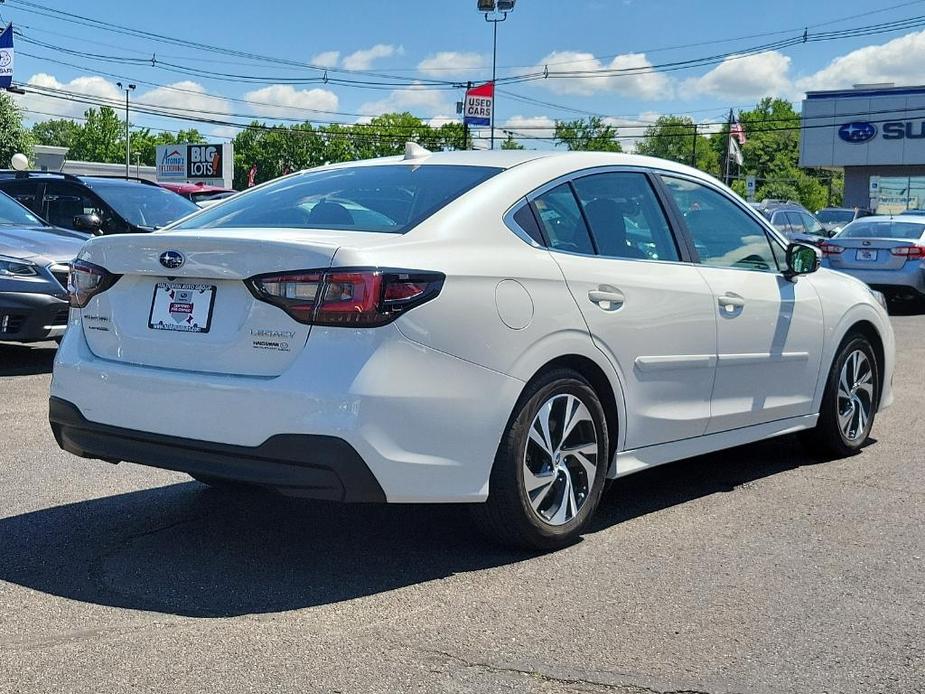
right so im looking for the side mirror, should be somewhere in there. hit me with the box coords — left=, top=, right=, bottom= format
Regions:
left=784, top=242, right=821, bottom=280
left=72, top=213, right=102, bottom=235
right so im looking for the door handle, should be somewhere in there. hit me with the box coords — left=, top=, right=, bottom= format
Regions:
left=588, top=288, right=625, bottom=310
left=717, top=293, right=745, bottom=312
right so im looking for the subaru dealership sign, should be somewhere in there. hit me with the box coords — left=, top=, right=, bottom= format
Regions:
left=800, top=86, right=925, bottom=167
left=155, top=143, right=233, bottom=188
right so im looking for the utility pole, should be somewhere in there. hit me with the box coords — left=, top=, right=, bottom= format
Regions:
left=723, top=108, right=733, bottom=186
left=479, top=1, right=515, bottom=150
left=462, top=81, right=472, bottom=150
left=691, top=123, right=698, bottom=168
left=116, top=82, right=136, bottom=178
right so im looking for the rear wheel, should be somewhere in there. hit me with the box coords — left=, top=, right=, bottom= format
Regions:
left=802, top=334, right=879, bottom=457
left=472, top=369, right=609, bottom=550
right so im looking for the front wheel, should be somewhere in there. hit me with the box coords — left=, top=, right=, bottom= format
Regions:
left=802, top=334, right=879, bottom=458
left=472, top=369, right=610, bottom=550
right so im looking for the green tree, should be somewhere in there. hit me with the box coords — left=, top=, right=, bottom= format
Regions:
left=635, top=115, right=717, bottom=172
left=554, top=117, right=622, bottom=152
left=500, top=133, right=525, bottom=150
left=0, top=93, right=33, bottom=167
left=69, top=107, right=125, bottom=163
left=31, top=118, right=81, bottom=149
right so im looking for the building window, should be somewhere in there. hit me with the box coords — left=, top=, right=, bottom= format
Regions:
left=876, top=176, right=925, bottom=214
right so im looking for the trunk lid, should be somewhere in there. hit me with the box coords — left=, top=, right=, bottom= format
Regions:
left=825, top=237, right=919, bottom=271
left=78, top=228, right=394, bottom=376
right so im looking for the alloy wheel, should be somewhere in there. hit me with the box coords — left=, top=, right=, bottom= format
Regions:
left=522, top=393, right=599, bottom=526
left=837, top=349, right=874, bottom=442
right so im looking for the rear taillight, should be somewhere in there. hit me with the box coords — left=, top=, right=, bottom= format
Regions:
left=246, top=268, right=444, bottom=327
left=890, top=245, right=925, bottom=259
left=68, top=259, right=121, bottom=308
left=820, top=242, right=844, bottom=255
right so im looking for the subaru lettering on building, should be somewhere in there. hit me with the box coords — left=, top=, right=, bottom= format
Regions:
left=881, top=121, right=925, bottom=140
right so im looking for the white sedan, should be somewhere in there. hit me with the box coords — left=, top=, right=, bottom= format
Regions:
left=51, top=148, right=895, bottom=549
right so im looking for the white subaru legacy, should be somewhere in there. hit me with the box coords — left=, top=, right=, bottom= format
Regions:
left=51, top=148, right=895, bottom=549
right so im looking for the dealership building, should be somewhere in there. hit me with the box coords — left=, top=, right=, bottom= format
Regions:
left=800, top=83, right=925, bottom=213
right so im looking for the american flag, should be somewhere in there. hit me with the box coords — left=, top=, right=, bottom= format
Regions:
left=730, top=119, right=746, bottom=145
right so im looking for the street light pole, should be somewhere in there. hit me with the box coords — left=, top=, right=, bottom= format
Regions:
left=479, top=0, right=515, bottom=150
left=116, top=82, right=135, bottom=179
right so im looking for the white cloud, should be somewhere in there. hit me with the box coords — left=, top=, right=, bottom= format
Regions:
left=342, top=44, right=403, bottom=70
left=136, top=80, right=232, bottom=119
left=358, top=83, right=450, bottom=118
left=532, top=50, right=672, bottom=99
left=243, top=85, right=339, bottom=120
left=426, top=114, right=459, bottom=128
left=682, top=51, right=792, bottom=101
left=501, top=115, right=556, bottom=142
left=796, top=29, right=925, bottom=93
left=22, top=73, right=122, bottom=119
left=418, top=51, right=487, bottom=77
left=311, top=51, right=340, bottom=68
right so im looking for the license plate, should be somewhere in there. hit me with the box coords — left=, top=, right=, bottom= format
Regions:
left=148, top=282, right=215, bottom=333
left=855, top=249, right=878, bottom=262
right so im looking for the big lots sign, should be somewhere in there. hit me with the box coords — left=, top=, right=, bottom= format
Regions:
left=155, top=143, right=233, bottom=188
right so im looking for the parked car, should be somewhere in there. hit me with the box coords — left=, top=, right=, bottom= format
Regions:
left=821, top=215, right=925, bottom=301
left=0, top=191, right=87, bottom=343
left=816, top=207, right=872, bottom=235
left=158, top=182, right=237, bottom=205
left=49, top=149, right=895, bottom=549
left=750, top=200, right=828, bottom=244
left=0, top=172, right=199, bottom=235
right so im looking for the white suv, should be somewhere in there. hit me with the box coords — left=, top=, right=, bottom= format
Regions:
left=50, top=149, right=895, bottom=549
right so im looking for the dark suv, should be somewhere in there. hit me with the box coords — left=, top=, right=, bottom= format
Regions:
left=749, top=200, right=828, bottom=244
left=0, top=172, right=199, bottom=235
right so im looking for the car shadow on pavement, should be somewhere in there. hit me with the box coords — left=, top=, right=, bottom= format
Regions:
left=0, top=434, right=845, bottom=618
left=0, top=343, right=56, bottom=376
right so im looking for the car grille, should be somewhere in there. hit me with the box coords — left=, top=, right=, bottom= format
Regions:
left=49, top=264, right=70, bottom=291
left=0, top=313, right=26, bottom=335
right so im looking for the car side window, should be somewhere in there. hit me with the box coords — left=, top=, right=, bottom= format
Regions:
left=531, top=183, right=596, bottom=255
left=800, top=212, right=826, bottom=237
left=511, top=202, right=545, bottom=245
left=660, top=176, right=781, bottom=273
left=785, top=212, right=806, bottom=234
left=572, top=172, right=679, bottom=261
left=771, top=211, right=792, bottom=234
left=0, top=181, right=43, bottom=216
left=43, top=182, right=116, bottom=231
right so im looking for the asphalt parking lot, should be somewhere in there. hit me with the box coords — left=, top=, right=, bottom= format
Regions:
left=1, top=314, right=922, bottom=694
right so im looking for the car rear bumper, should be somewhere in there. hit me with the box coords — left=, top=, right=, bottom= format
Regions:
left=0, top=292, right=70, bottom=342
left=49, top=397, right=386, bottom=501
left=50, top=320, right=525, bottom=503
left=824, top=264, right=925, bottom=295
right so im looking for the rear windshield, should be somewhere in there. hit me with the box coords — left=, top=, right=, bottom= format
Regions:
left=838, top=219, right=925, bottom=240
left=174, top=164, right=502, bottom=233
left=90, top=181, right=199, bottom=230
left=816, top=209, right=855, bottom=224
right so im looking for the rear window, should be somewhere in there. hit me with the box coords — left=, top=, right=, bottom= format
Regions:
left=838, top=219, right=925, bottom=240
left=174, top=164, right=502, bottom=233
left=90, top=181, right=199, bottom=230
left=816, top=209, right=855, bottom=224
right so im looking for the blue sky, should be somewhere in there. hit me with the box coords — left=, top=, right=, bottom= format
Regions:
left=5, top=0, right=925, bottom=147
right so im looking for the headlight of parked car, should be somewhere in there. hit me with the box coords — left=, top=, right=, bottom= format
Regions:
left=0, top=255, right=39, bottom=277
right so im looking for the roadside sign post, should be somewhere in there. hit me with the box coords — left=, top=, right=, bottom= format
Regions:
left=463, top=82, right=494, bottom=149
left=745, top=175, right=756, bottom=202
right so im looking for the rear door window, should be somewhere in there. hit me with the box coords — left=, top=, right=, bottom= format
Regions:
left=785, top=212, right=805, bottom=235
left=531, top=183, right=596, bottom=255
left=42, top=182, right=113, bottom=230
left=0, top=180, right=43, bottom=216
left=572, top=172, right=679, bottom=261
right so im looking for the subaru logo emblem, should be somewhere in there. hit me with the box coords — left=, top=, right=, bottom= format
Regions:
left=159, top=250, right=184, bottom=269
left=838, top=122, right=877, bottom=144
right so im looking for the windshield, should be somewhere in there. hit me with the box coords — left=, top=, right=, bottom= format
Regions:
left=91, top=182, right=199, bottom=229
left=816, top=209, right=855, bottom=224
left=0, top=191, right=47, bottom=227
left=175, top=164, right=502, bottom=233
left=838, top=219, right=925, bottom=240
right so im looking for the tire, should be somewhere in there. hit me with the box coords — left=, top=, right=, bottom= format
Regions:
left=472, top=368, right=610, bottom=551
left=801, top=334, right=879, bottom=458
